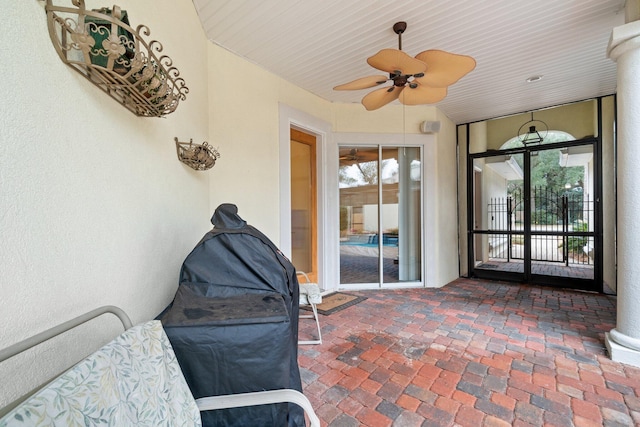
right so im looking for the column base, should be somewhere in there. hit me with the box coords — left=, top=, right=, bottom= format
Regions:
left=605, top=332, right=640, bottom=368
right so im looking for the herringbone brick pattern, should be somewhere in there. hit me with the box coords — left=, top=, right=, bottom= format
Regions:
left=298, top=278, right=640, bottom=426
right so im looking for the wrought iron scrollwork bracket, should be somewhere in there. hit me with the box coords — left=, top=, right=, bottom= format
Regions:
left=45, top=0, right=189, bottom=117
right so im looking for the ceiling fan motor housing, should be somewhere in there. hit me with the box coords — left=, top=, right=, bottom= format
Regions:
left=393, top=75, right=408, bottom=86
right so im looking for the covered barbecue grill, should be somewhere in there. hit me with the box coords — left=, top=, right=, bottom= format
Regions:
left=161, top=204, right=304, bottom=427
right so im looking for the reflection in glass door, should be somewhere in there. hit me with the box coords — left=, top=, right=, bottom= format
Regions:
left=290, top=129, right=317, bottom=282
left=339, top=146, right=422, bottom=287
left=470, top=142, right=597, bottom=291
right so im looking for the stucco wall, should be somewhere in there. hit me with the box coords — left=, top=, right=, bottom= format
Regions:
left=206, top=43, right=332, bottom=236
left=434, top=109, right=461, bottom=286
left=0, top=0, right=210, bottom=407
left=485, top=100, right=596, bottom=151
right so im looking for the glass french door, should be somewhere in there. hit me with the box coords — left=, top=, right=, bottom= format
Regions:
left=470, top=140, right=599, bottom=291
left=339, top=145, right=422, bottom=287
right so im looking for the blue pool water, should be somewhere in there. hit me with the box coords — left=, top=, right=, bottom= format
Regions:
left=341, top=234, right=398, bottom=247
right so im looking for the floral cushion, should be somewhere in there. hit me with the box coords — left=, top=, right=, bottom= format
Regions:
left=0, top=320, right=201, bottom=427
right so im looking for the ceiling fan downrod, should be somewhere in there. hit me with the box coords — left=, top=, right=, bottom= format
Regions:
left=393, top=21, right=407, bottom=50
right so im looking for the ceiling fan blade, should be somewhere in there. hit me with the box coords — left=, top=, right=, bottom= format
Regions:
left=414, top=50, right=476, bottom=88
left=334, top=75, right=389, bottom=91
left=399, top=83, right=447, bottom=105
left=367, top=49, right=427, bottom=75
left=362, top=86, right=401, bottom=110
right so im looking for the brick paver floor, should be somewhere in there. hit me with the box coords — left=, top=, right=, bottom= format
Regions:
left=477, top=260, right=595, bottom=281
left=298, top=278, right=640, bottom=426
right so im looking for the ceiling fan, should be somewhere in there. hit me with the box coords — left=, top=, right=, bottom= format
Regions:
left=334, top=21, right=476, bottom=111
left=339, top=148, right=361, bottom=161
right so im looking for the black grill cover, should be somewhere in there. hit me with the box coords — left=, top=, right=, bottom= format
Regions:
left=161, top=204, right=303, bottom=427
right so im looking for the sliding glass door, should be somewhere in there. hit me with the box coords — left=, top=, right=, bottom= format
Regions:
left=339, top=146, right=422, bottom=287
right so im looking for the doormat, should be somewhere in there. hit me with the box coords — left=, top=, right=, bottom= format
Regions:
left=302, top=292, right=367, bottom=315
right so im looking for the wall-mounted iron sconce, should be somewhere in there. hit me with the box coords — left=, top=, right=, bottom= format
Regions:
left=175, top=138, right=220, bottom=171
left=517, top=112, right=548, bottom=145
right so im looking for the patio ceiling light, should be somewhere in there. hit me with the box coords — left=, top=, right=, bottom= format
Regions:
left=517, top=112, right=548, bottom=145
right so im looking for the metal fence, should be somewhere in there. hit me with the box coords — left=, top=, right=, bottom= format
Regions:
left=487, top=186, right=593, bottom=266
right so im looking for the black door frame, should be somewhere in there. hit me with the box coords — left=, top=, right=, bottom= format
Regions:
left=466, top=99, right=603, bottom=292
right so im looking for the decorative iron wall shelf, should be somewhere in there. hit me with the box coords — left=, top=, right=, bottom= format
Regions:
left=175, top=138, right=220, bottom=171
left=45, top=0, right=188, bottom=117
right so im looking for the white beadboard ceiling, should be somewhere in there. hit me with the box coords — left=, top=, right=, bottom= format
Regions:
left=192, top=0, right=625, bottom=124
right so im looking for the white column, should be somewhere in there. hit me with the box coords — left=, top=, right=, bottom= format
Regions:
left=605, top=20, right=640, bottom=368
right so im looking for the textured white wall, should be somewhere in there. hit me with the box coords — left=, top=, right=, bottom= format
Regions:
left=434, top=110, right=461, bottom=286
left=0, top=0, right=210, bottom=406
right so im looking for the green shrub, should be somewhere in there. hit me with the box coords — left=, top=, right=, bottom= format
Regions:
left=567, top=220, right=588, bottom=253
left=532, top=210, right=558, bottom=225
